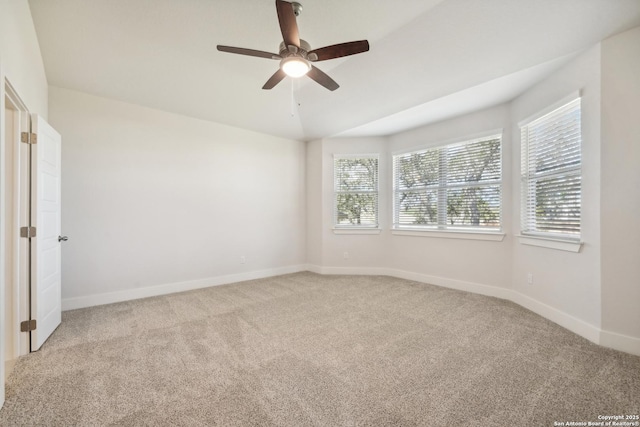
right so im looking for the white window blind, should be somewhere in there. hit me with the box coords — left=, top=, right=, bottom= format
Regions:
left=334, top=156, right=379, bottom=227
left=393, top=135, right=502, bottom=231
left=520, top=98, right=581, bottom=240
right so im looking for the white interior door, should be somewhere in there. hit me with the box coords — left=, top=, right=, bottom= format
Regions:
left=30, top=114, right=62, bottom=351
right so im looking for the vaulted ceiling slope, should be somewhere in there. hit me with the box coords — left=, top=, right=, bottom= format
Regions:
left=29, top=0, right=640, bottom=141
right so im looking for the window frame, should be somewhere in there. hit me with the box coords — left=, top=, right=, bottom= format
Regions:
left=333, top=154, right=380, bottom=230
left=519, top=94, right=582, bottom=243
left=392, top=132, right=503, bottom=234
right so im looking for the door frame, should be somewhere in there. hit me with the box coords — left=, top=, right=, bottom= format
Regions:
left=5, top=81, right=31, bottom=357
left=1, top=78, right=32, bottom=407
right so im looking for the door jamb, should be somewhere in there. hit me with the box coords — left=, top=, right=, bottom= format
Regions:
left=1, top=78, right=31, bottom=408
left=5, top=80, right=31, bottom=358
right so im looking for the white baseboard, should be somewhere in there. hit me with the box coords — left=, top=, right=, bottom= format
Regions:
left=61, top=264, right=307, bottom=311
left=305, top=265, right=389, bottom=276
left=387, top=268, right=512, bottom=300
left=509, top=291, right=601, bottom=344
left=306, top=265, right=511, bottom=300
left=599, top=329, right=640, bottom=356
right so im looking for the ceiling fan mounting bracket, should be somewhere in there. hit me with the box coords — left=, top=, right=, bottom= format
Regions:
left=291, top=2, right=303, bottom=17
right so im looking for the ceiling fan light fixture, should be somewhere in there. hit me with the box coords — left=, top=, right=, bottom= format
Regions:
left=217, top=1, right=368, bottom=90
left=281, top=56, right=311, bottom=78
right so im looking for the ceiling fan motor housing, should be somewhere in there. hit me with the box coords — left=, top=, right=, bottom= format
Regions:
left=279, top=40, right=309, bottom=57
left=279, top=40, right=312, bottom=76
left=279, top=40, right=318, bottom=62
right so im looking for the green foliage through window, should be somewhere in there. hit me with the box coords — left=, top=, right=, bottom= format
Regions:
left=393, top=136, right=502, bottom=230
left=521, top=98, right=581, bottom=239
left=334, top=157, right=379, bottom=227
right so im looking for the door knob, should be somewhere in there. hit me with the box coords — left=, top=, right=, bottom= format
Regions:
left=58, top=235, right=68, bottom=242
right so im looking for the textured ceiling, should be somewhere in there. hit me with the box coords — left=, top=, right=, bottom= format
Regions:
left=29, top=0, right=640, bottom=141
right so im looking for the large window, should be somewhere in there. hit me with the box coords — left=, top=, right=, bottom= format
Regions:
left=334, top=155, right=379, bottom=227
left=520, top=98, right=581, bottom=240
left=393, top=135, right=502, bottom=231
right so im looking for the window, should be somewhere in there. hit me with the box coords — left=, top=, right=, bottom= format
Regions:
left=520, top=98, right=581, bottom=241
left=334, top=155, right=379, bottom=227
left=393, top=134, right=502, bottom=231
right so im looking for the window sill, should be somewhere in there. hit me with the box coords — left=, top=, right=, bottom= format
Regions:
left=392, top=228, right=505, bottom=241
left=517, top=235, right=583, bottom=253
left=333, top=228, right=382, bottom=235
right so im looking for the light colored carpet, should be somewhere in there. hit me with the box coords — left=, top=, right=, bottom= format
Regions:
left=0, top=272, right=638, bottom=426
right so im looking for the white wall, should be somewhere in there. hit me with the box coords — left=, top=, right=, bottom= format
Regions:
left=306, top=139, right=323, bottom=267
left=310, top=137, right=388, bottom=271
left=309, top=106, right=513, bottom=292
left=49, top=87, right=306, bottom=308
left=0, top=0, right=48, bottom=117
left=510, top=46, right=603, bottom=335
left=305, top=37, right=640, bottom=355
left=600, top=26, right=640, bottom=344
left=0, top=0, right=49, bottom=407
left=387, top=105, right=513, bottom=290
left=309, top=106, right=513, bottom=294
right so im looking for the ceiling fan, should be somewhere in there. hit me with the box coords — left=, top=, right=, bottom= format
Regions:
left=217, top=0, right=369, bottom=91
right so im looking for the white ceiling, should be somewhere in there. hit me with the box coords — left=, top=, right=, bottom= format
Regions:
left=29, top=0, right=640, bottom=141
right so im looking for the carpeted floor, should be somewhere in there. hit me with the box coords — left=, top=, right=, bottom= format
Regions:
left=1, top=272, right=638, bottom=426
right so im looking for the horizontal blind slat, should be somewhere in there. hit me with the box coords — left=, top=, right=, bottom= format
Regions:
left=334, top=157, right=379, bottom=226
left=521, top=98, right=581, bottom=237
left=393, top=134, right=502, bottom=230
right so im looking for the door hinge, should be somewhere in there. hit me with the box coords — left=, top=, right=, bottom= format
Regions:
left=20, top=319, right=37, bottom=332
left=20, top=226, right=37, bottom=238
left=20, top=132, right=37, bottom=144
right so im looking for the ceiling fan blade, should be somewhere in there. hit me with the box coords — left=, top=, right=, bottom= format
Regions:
left=217, top=45, right=281, bottom=59
left=308, top=40, right=370, bottom=61
left=262, top=69, right=287, bottom=90
left=276, top=0, right=300, bottom=47
left=307, top=66, right=339, bottom=91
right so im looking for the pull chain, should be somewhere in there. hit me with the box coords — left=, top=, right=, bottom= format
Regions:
left=291, top=78, right=295, bottom=117
left=290, top=78, right=301, bottom=117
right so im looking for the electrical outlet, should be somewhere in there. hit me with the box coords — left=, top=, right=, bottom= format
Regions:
left=527, top=273, right=533, bottom=285
left=343, top=251, right=349, bottom=260
left=240, top=256, right=246, bottom=265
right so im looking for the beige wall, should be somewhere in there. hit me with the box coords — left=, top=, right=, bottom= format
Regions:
left=600, top=26, right=640, bottom=344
